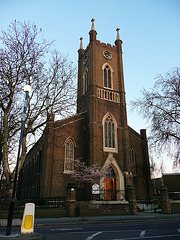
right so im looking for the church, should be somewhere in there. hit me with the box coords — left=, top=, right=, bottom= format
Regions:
left=17, top=19, right=152, bottom=202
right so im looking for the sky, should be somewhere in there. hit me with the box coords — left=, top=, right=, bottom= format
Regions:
left=1, top=0, right=180, bottom=173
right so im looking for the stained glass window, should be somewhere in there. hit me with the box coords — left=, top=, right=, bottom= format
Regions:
left=104, top=115, right=115, bottom=149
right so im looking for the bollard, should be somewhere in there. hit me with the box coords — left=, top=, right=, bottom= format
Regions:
left=21, top=203, right=35, bottom=234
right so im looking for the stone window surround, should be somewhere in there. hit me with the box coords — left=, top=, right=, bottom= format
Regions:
left=63, top=137, right=76, bottom=174
left=102, top=113, right=118, bottom=153
left=102, top=62, right=114, bottom=90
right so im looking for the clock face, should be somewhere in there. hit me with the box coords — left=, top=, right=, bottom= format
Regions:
left=103, top=50, right=112, bottom=60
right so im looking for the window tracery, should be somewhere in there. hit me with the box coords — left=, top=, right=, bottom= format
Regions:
left=103, top=113, right=118, bottom=153
left=102, top=64, right=113, bottom=89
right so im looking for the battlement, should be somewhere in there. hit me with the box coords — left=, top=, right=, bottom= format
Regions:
left=96, top=40, right=117, bottom=50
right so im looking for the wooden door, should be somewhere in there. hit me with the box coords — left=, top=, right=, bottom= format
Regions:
left=106, top=167, right=116, bottom=200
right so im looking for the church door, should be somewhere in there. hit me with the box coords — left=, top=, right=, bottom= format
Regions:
left=105, top=167, right=116, bottom=200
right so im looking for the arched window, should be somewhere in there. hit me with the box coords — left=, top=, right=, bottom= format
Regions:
left=130, top=146, right=136, bottom=175
left=105, top=115, right=115, bottom=148
left=92, top=183, right=100, bottom=195
left=103, top=113, right=118, bottom=153
left=103, top=65, right=112, bottom=89
left=83, top=68, right=88, bottom=95
left=64, top=138, right=75, bottom=172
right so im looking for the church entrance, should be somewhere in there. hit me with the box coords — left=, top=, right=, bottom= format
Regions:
left=105, top=167, right=116, bottom=200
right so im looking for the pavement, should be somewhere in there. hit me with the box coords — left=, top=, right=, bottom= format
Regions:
left=0, top=213, right=180, bottom=239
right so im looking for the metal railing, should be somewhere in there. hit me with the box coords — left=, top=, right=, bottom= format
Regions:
left=136, top=200, right=161, bottom=212
left=18, top=197, right=66, bottom=209
left=91, top=189, right=126, bottom=201
left=45, top=197, right=66, bottom=209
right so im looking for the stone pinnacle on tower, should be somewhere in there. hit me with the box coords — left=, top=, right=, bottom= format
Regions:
left=89, top=18, right=97, bottom=42
left=91, top=18, right=95, bottom=31
left=116, top=28, right=120, bottom=40
left=80, top=37, right=83, bottom=49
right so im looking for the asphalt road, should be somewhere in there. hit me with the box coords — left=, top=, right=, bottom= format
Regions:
left=1, top=220, right=180, bottom=239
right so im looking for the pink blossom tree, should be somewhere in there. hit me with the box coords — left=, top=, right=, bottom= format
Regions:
left=71, top=159, right=109, bottom=186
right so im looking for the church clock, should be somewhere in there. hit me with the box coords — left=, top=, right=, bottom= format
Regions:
left=103, top=50, right=112, bottom=60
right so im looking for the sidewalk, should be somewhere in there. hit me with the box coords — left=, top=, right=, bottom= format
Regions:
left=1, top=212, right=180, bottom=228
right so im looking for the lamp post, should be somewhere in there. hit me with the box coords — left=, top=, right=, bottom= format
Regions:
left=6, top=85, right=31, bottom=236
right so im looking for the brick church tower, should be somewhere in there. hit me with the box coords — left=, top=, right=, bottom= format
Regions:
left=77, top=19, right=135, bottom=197
left=18, top=19, right=152, bottom=202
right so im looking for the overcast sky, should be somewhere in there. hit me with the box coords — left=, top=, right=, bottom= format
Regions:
left=1, top=0, right=180, bottom=172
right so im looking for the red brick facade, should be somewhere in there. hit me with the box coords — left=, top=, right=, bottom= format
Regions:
left=18, top=20, right=152, bottom=201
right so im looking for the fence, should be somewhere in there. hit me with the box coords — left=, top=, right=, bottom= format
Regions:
left=91, top=189, right=126, bottom=201
left=18, top=197, right=66, bottom=209
left=168, top=192, right=180, bottom=200
left=136, top=200, right=161, bottom=212
left=45, top=197, right=66, bottom=209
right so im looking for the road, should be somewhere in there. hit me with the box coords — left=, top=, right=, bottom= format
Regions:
left=1, top=220, right=180, bottom=239
left=39, top=220, right=180, bottom=239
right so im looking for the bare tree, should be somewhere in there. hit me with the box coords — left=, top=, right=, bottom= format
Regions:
left=150, top=156, right=165, bottom=179
left=131, top=67, right=180, bottom=169
left=0, top=20, right=77, bottom=185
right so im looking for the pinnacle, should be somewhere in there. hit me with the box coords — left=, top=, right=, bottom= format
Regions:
left=91, top=18, right=95, bottom=31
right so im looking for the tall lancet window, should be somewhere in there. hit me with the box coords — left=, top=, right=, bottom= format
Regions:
left=103, top=113, right=118, bottom=153
left=104, top=65, right=112, bottom=89
left=83, top=68, right=88, bottom=95
left=130, top=146, right=136, bottom=175
left=64, top=138, right=75, bottom=173
left=102, top=63, right=113, bottom=89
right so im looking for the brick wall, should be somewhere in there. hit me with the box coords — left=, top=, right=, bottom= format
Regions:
left=76, top=201, right=129, bottom=216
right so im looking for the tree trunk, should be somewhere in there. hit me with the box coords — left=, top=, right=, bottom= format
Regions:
left=2, top=112, right=11, bottom=185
